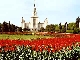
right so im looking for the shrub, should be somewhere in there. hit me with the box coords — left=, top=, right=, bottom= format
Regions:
left=73, top=28, right=79, bottom=34
left=66, top=30, right=73, bottom=33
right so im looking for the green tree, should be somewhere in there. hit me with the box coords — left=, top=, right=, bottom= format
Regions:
left=59, top=23, right=62, bottom=33
left=45, top=25, right=50, bottom=32
left=61, top=22, right=67, bottom=33
left=4, top=22, right=8, bottom=32
left=15, top=26, right=18, bottom=32
left=18, top=27, right=22, bottom=32
left=0, top=23, right=2, bottom=32
left=73, top=28, right=79, bottom=34
left=50, top=24, right=55, bottom=32
left=23, top=28, right=27, bottom=32
left=64, top=22, right=68, bottom=30
left=8, top=21, right=11, bottom=32
left=76, top=17, right=80, bottom=28
left=54, top=24, right=59, bottom=32
left=45, top=24, right=55, bottom=32
left=67, top=22, right=76, bottom=30
left=39, top=27, right=45, bottom=32
left=62, top=25, right=66, bottom=33
left=2, top=21, right=9, bottom=32
left=11, top=24, right=15, bottom=32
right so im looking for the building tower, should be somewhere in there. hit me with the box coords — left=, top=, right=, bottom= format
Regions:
left=21, top=17, right=25, bottom=30
left=30, top=0, right=39, bottom=31
left=44, top=18, right=48, bottom=29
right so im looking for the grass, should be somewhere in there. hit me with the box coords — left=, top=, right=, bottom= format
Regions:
left=0, top=34, right=51, bottom=40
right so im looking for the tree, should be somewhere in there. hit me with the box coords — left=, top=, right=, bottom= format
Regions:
left=2, top=21, right=9, bottom=32
left=73, top=28, right=79, bottom=34
left=14, top=26, right=18, bottom=32
left=62, top=25, right=66, bottom=33
left=64, top=22, right=68, bottom=30
left=45, top=25, right=50, bottom=32
left=18, top=27, right=22, bottom=32
left=59, top=23, right=62, bottom=33
left=4, top=22, right=8, bottom=32
left=50, top=24, right=55, bottom=32
left=39, top=27, right=45, bottom=32
left=0, top=23, right=2, bottom=32
left=0, top=21, right=21, bottom=32
left=67, top=22, right=76, bottom=30
left=61, top=22, right=67, bottom=33
left=76, top=17, right=80, bottom=28
left=8, top=21, right=11, bottom=32
left=11, top=24, right=15, bottom=32
left=45, top=24, right=55, bottom=32
left=54, top=24, right=59, bottom=32
left=23, top=28, right=27, bottom=32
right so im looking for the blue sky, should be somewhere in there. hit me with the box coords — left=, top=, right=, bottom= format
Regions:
left=0, top=0, right=80, bottom=27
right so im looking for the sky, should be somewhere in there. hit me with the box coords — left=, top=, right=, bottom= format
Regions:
left=0, top=0, right=80, bottom=27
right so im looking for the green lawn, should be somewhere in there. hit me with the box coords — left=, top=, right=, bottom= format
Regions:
left=0, top=34, right=51, bottom=40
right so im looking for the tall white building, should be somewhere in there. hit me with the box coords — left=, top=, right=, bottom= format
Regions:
left=21, top=0, right=48, bottom=31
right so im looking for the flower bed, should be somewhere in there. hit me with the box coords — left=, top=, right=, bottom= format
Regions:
left=0, top=34, right=80, bottom=60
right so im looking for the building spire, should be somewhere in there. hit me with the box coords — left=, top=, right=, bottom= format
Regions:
left=33, top=0, right=37, bottom=16
left=34, top=0, right=35, bottom=7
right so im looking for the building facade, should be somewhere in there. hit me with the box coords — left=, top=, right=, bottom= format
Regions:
left=21, top=0, right=48, bottom=31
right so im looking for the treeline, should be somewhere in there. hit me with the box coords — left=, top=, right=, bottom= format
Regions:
left=39, top=22, right=67, bottom=33
left=0, top=17, right=80, bottom=34
left=0, top=21, right=22, bottom=32
left=39, top=17, right=80, bottom=34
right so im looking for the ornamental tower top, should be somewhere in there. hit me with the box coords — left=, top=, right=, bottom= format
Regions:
left=33, top=0, right=37, bottom=16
